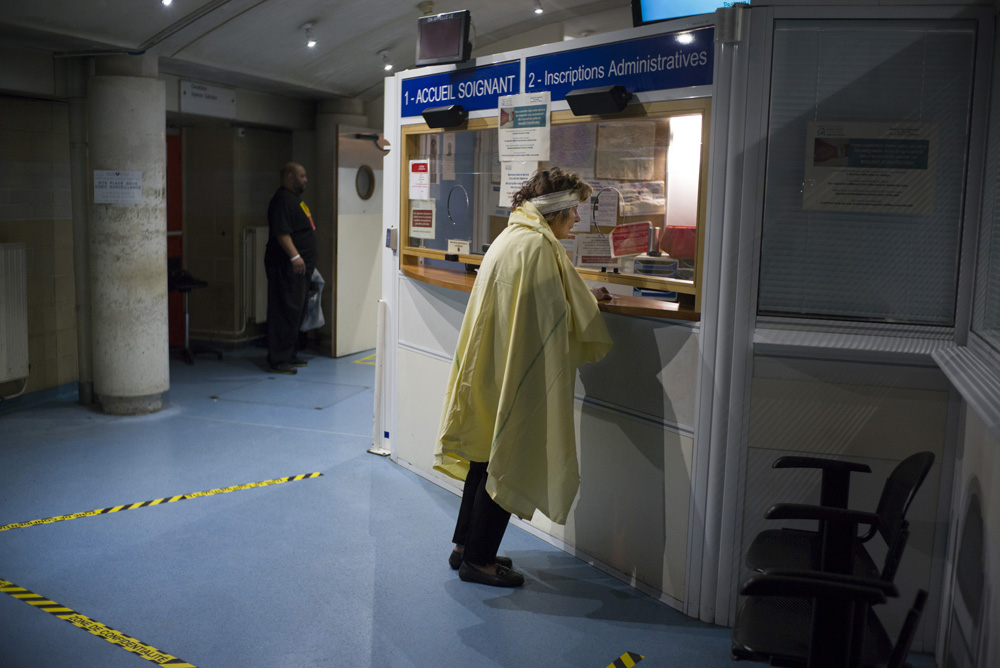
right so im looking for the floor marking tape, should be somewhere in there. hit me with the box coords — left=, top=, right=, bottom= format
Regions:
left=606, top=651, right=644, bottom=668
left=0, top=577, right=197, bottom=667
left=0, top=472, right=323, bottom=532
left=354, top=353, right=376, bottom=365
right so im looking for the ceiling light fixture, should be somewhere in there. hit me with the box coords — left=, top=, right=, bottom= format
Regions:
left=534, top=1, right=544, bottom=15
left=162, top=0, right=172, bottom=6
left=676, top=32, right=694, bottom=45
left=301, top=22, right=317, bottom=48
left=379, top=50, right=393, bottom=72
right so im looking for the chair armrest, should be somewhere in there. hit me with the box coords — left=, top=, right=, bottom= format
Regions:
left=760, top=569, right=898, bottom=597
left=773, top=456, right=872, bottom=474
left=739, top=572, right=888, bottom=605
left=772, top=457, right=871, bottom=508
left=764, top=503, right=879, bottom=527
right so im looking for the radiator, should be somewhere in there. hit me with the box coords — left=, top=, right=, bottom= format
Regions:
left=0, top=243, right=29, bottom=383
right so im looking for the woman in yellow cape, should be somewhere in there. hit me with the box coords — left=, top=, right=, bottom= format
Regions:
left=435, top=168, right=613, bottom=587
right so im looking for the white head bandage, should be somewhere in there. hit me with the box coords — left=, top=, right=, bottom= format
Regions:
left=529, top=189, right=581, bottom=215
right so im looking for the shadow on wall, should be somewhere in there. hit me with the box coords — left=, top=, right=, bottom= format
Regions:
left=573, top=318, right=691, bottom=600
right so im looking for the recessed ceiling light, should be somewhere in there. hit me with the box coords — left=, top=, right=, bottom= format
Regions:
left=534, top=1, right=544, bottom=15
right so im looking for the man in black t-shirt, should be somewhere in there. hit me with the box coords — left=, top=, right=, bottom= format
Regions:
left=265, top=162, right=316, bottom=374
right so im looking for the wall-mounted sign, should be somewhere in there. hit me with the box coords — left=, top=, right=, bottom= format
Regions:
left=94, top=170, right=142, bottom=204
left=400, top=61, right=520, bottom=118
left=409, top=200, right=436, bottom=239
left=803, top=121, right=937, bottom=214
left=408, top=160, right=430, bottom=199
left=525, top=27, right=714, bottom=100
left=180, top=81, right=236, bottom=119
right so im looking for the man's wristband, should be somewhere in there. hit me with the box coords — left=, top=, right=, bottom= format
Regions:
left=290, top=254, right=301, bottom=262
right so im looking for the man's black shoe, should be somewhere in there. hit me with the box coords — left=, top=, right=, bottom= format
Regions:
left=290, top=358, right=308, bottom=367
left=269, top=363, right=297, bottom=375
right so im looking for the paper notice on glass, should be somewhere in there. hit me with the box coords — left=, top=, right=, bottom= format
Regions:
left=409, top=200, right=435, bottom=239
left=499, top=161, right=539, bottom=208
left=620, top=181, right=665, bottom=215
left=499, top=92, right=550, bottom=161
left=94, top=170, right=143, bottom=204
left=559, top=235, right=578, bottom=264
left=551, top=124, right=596, bottom=174
left=588, top=179, right=622, bottom=228
left=610, top=221, right=652, bottom=258
left=575, top=233, right=613, bottom=269
left=442, top=133, right=456, bottom=181
left=409, top=160, right=430, bottom=200
left=803, top=121, right=936, bottom=214
left=596, top=122, right=656, bottom=180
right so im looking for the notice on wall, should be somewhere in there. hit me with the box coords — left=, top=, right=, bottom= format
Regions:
left=596, top=122, right=656, bottom=180
left=803, top=121, right=937, bottom=214
left=94, top=170, right=142, bottom=204
left=499, top=92, right=551, bottom=161
left=442, top=133, right=457, bottom=182
left=575, top=232, right=613, bottom=269
left=409, top=200, right=436, bottom=239
left=499, top=160, right=539, bottom=208
left=408, top=160, right=430, bottom=200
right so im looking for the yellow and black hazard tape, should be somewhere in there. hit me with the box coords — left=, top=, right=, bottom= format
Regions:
left=0, top=577, right=196, bottom=667
left=606, top=651, right=644, bottom=668
left=0, top=472, right=323, bottom=533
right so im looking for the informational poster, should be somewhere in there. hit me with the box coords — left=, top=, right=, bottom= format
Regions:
left=499, top=161, right=539, bottom=207
left=596, top=122, right=656, bottom=180
left=575, top=232, right=613, bottom=269
left=559, top=236, right=578, bottom=264
left=408, top=160, right=430, bottom=200
left=803, top=121, right=937, bottom=214
left=94, top=170, right=142, bottom=204
left=409, top=200, right=436, bottom=239
left=550, top=124, right=596, bottom=175
left=610, top=221, right=652, bottom=258
left=499, top=92, right=551, bottom=161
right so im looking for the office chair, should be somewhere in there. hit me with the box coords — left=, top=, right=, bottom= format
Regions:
left=738, top=570, right=927, bottom=668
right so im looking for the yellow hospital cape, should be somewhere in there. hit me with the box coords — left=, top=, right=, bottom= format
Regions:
left=434, top=202, right=613, bottom=524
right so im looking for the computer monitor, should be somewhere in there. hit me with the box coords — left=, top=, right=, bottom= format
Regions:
left=631, top=0, right=747, bottom=27
left=415, top=10, right=472, bottom=67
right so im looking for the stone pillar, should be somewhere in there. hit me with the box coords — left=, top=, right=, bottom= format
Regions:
left=87, top=55, right=168, bottom=415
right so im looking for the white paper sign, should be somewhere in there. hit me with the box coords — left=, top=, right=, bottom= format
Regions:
left=409, top=160, right=430, bottom=200
left=442, top=133, right=457, bottom=182
left=803, top=121, right=937, bottom=214
left=575, top=233, right=613, bottom=269
left=499, top=92, right=550, bottom=161
left=94, top=170, right=142, bottom=204
left=179, top=81, right=236, bottom=119
left=499, top=161, right=538, bottom=208
left=409, top=200, right=436, bottom=239
left=447, top=239, right=471, bottom=255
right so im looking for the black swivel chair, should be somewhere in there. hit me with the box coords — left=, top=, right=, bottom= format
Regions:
left=732, top=452, right=935, bottom=666
left=739, top=570, right=928, bottom=668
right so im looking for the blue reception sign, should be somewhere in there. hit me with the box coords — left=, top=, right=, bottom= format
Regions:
left=400, top=61, right=520, bottom=117
left=526, top=27, right=713, bottom=100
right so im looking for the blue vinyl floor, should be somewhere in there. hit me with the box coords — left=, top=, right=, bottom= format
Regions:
left=0, top=347, right=933, bottom=668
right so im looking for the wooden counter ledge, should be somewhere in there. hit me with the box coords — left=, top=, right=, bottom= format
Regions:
left=400, top=264, right=699, bottom=322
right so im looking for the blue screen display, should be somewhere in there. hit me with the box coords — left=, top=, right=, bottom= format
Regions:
left=634, top=0, right=748, bottom=25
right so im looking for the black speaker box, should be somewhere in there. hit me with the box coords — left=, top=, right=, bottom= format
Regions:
left=421, top=105, right=468, bottom=128
left=565, top=85, right=633, bottom=116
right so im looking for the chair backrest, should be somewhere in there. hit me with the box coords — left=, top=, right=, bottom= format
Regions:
left=874, top=452, right=935, bottom=580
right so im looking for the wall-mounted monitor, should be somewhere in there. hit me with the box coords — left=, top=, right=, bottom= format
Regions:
left=415, top=10, right=472, bottom=67
left=631, top=0, right=748, bottom=27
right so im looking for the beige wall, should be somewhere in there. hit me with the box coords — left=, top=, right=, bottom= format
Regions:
left=0, top=96, right=76, bottom=397
left=184, top=126, right=292, bottom=341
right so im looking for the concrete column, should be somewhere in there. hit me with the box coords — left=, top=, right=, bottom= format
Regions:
left=87, top=56, right=168, bottom=415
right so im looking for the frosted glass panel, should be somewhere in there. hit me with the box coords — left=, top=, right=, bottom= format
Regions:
left=972, top=40, right=1000, bottom=351
left=758, top=20, right=976, bottom=324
